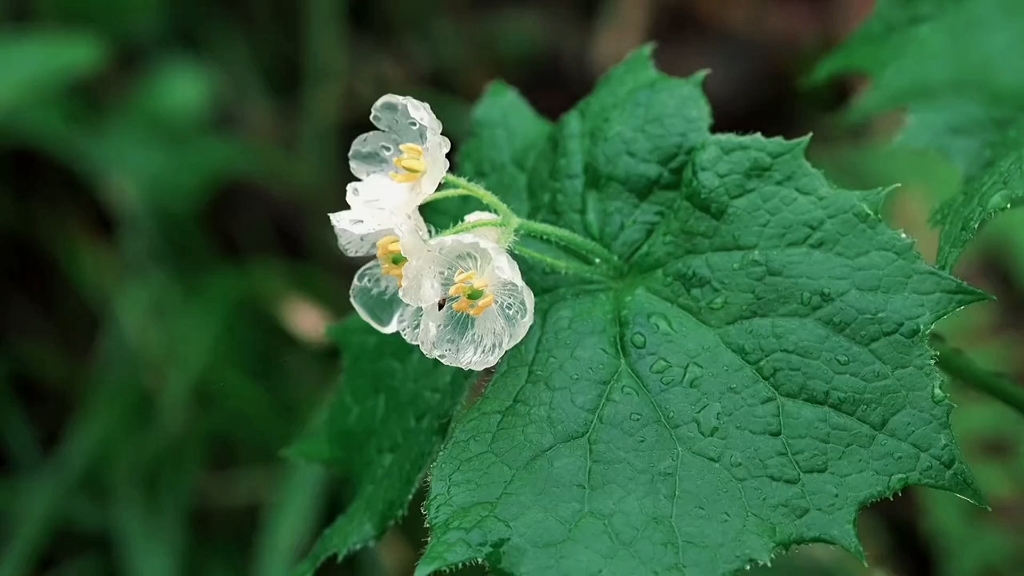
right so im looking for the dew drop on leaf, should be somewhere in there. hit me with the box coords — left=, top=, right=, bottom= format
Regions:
left=682, top=362, right=705, bottom=387
left=647, top=313, right=674, bottom=333
left=629, top=412, right=642, bottom=422
left=697, top=403, right=722, bottom=437
left=650, top=358, right=671, bottom=374
left=931, top=386, right=947, bottom=404
left=835, top=354, right=850, bottom=366
left=630, top=332, right=647, bottom=349
left=708, top=294, right=727, bottom=310
left=729, top=454, right=741, bottom=467
left=799, top=291, right=813, bottom=306
left=621, top=385, right=638, bottom=398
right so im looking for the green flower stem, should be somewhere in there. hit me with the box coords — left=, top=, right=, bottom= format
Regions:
left=427, top=174, right=623, bottom=271
left=436, top=174, right=515, bottom=219
left=931, top=334, right=1024, bottom=416
left=510, top=245, right=610, bottom=281
left=514, top=220, right=620, bottom=268
left=440, top=218, right=507, bottom=237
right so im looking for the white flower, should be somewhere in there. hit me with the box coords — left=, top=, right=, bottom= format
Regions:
left=345, top=216, right=428, bottom=335
left=348, top=94, right=450, bottom=204
left=329, top=175, right=428, bottom=257
left=401, top=234, right=534, bottom=371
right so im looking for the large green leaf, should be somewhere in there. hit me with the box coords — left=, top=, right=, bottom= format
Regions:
left=813, top=0, right=1024, bottom=270
left=289, top=318, right=473, bottom=575
left=417, top=47, right=984, bottom=576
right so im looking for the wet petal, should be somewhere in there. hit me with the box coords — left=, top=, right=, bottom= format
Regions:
left=350, top=261, right=405, bottom=334
left=329, top=209, right=391, bottom=257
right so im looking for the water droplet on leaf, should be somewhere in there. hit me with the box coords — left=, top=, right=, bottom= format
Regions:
left=697, top=403, right=722, bottom=437
left=682, top=362, right=704, bottom=387
left=630, top=332, right=647, bottom=349
left=835, top=354, right=850, bottom=366
left=650, top=358, right=671, bottom=374
left=629, top=412, right=642, bottom=422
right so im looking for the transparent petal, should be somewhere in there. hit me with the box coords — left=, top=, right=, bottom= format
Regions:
left=350, top=261, right=405, bottom=334
left=416, top=132, right=451, bottom=202
left=345, top=173, right=416, bottom=212
left=400, top=234, right=486, bottom=309
left=349, top=130, right=406, bottom=181
left=414, top=235, right=535, bottom=370
left=371, top=94, right=442, bottom=137
left=396, top=304, right=424, bottom=345
left=329, top=210, right=391, bottom=257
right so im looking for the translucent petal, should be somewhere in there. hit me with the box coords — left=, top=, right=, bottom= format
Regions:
left=349, top=130, right=406, bottom=181
left=416, top=132, right=451, bottom=203
left=370, top=94, right=442, bottom=136
left=329, top=209, right=391, bottom=257
left=345, top=173, right=416, bottom=211
left=350, top=261, right=405, bottom=334
left=414, top=234, right=535, bottom=370
left=396, top=304, right=424, bottom=346
left=399, top=234, right=486, bottom=308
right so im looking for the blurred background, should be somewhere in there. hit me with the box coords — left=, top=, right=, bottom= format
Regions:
left=2, top=0, right=1023, bottom=575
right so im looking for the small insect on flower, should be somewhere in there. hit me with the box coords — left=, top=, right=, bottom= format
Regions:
left=401, top=234, right=534, bottom=371
left=347, top=95, right=451, bottom=205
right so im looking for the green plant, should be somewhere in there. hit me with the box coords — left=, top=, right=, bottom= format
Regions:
left=290, top=9, right=1024, bottom=569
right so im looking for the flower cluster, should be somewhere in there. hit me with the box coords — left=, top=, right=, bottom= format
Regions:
left=330, top=95, right=534, bottom=371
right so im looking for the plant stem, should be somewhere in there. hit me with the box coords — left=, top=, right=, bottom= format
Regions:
left=932, top=334, right=1024, bottom=416
left=440, top=218, right=507, bottom=237
left=510, top=246, right=611, bottom=281
left=435, top=174, right=515, bottom=219
left=429, top=174, right=623, bottom=274
left=516, top=220, right=620, bottom=268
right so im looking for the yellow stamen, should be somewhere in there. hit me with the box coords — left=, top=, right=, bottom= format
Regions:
left=389, top=142, right=427, bottom=183
left=375, top=235, right=407, bottom=285
left=446, top=268, right=495, bottom=317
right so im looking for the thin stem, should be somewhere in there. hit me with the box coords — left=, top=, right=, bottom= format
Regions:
left=932, top=334, right=1024, bottom=416
left=516, top=220, right=621, bottom=269
left=440, top=218, right=508, bottom=237
left=436, top=174, right=515, bottom=219
left=510, top=246, right=611, bottom=281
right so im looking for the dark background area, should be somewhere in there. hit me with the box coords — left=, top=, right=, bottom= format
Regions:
left=2, top=0, right=1022, bottom=575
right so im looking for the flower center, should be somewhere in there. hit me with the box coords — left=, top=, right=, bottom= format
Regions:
left=376, top=235, right=407, bottom=284
left=390, top=143, right=427, bottom=184
left=448, top=269, right=494, bottom=317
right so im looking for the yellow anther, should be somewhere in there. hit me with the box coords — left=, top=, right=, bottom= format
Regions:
left=389, top=142, right=427, bottom=183
left=447, top=268, right=494, bottom=317
left=375, top=235, right=408, bottom=284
